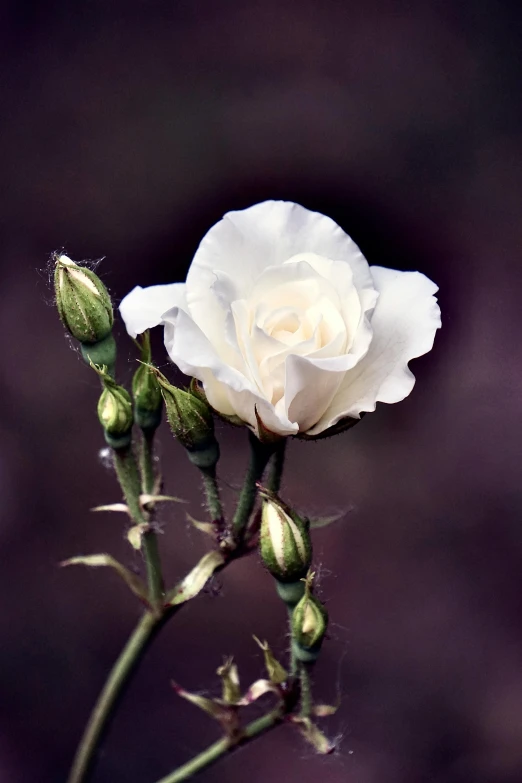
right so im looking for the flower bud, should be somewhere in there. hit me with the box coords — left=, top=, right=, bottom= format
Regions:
left=95, top=369, right=133, bottom=448
left=259, top=493, right=312, bottom=583
left=154, top=370, right=219, bottom=469
left=132, top=333, right=162, bottom=430
left=54, top=254, right=113, bottom=344
left=292, top=573, right=328, bottom=661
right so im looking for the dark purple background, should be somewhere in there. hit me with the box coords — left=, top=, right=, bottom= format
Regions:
left=2, top=1, right=522, bottom=781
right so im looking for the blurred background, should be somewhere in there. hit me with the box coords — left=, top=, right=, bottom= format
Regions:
left=2, top=1, right=522, bottom=781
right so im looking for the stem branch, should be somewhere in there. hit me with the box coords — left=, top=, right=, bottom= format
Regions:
left=139, top=428, right=157, bottom=495
left=232, top=433, right=274, bottom=536
left=266, top=439, right=287, bottom=494
left=153, top=708, right=284, bottom=783
left=200, top=466, right=224, bottom=526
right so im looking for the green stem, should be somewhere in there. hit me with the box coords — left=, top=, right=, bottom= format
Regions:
left=266, top=439, right=287, bottom=494
left=67, top=610, right=164, bottom=783
left=200, top=466, right=223, bottom=525
left=299, top=662, right=312, bottom=717
left=232, top=432, right=274, bottom=536
left=288, top=608, right=298, bottom=676
left=142, top=530, right=164, bottom=610
left=113, top=446, right=145, bottom=524
left=153, top=708, right=284, bottom=783
left=113, top=444, right=164, bottom=609
left=139, top=428, right=157, bottom=495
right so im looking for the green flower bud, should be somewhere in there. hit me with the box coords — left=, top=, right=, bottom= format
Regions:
left=292, top=573, right=328, bottom=661
left=95, top=369, right=133, bottom=447
left=259, top=492, right=312, bottom=583
left=132, top=333, right=162, bottom=430
left=54, top=254, right=114, bottom=344
left=154, top=370, right=219, bottom=469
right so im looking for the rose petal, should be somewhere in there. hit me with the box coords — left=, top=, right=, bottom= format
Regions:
left=119, top=283, right=186, bottom=338
left=185, top=201, right=374, bottom=334
left=162, top=306, right=298, bottom=435
left=306, top=268, right=441, bottom=434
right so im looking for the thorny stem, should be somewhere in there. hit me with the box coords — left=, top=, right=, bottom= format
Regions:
left=200, top=465, right=224, bottom=527
left=266, top=439, right=287, bottom=494
left=232, top=432, right=275, bottom=537
left=113, top=444, right=164, bottom=609
left=153, top=707, right=284, bottom=783
left=288, top=608, right=298, bottom=676
left=113, top=446, right=144, bottom=523
left=139, top=428, right=157, bottom=495
left=299, top=662, right=313, bottom=717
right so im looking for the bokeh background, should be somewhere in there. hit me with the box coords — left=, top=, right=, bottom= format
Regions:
left=2, top=1, right=522, bottom=781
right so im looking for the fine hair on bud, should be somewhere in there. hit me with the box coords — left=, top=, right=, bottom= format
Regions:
left=54, top=253, right=114, bottom=344
left=153, top=369, right=220, bottom=469
left=291, top=572, right=329, bottom=662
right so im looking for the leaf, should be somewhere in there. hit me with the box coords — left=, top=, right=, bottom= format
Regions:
left=290, top=716, right=335, bottom=754
left=252, top=636, right=288, bottom=685
left=236, top=679, right=281, bottom=706
left=60, top=554, right=149, bottom=605
left=91, top=503, right=130, bottom=514
left=171, top=681, right=231, bottom=721
left=165, top=550, right=225, bottom=607
left=309, top=511, right=348, bottom=529
left=216, top=657, right=241, bottom=705
left=139, top=493, right=186, bottom=508
left=127, top=523, right=151, bottom=551
left=187, top=512, right=215, bottom=537
left=313, top=703, right=338, bottom=717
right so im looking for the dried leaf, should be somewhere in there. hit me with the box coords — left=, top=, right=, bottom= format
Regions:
left=139, top=493, right=186, bottom=508
left=187, top=513, right=215, bottom=537
left=91, top=503, right=130, bottom=514
left=171, top=681, right=230, bottom=721
left=253, top=636, right=288, bottom=685
left=291, top=716, right=335, bottom=754
left=60, top=554, right=149, bottom=604
left=216, top=657, right=241, bottom=705
left=127, top=523, right=151, bottom=551
left=165, top=550, right=225, bottom=607
left=309, top=512, right=346, bottom=530
left=236, top=679, right=281, bottom=706
left=313, top=703, right=338, bottom=717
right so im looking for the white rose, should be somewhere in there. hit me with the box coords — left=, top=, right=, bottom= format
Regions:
left=120, top=201, right=441, bottom=438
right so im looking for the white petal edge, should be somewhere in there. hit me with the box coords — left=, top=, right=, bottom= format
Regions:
left=185, top=200, right=374, bottom=337
left=305, top=267, right=441, bottom=435
left=119, top=283, right=186, bottom=338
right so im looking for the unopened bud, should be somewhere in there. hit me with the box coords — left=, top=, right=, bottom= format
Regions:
left=292, top=572, right=328, bottom=662
left=154, top=370, right=219, bottom=469
left=259, top=492, right=312, bottom=583
left=95, top=366, right=133, bottom=448
left=54, top=254, right=113, bottom=344
left=132, top=333, right=162, bottom=430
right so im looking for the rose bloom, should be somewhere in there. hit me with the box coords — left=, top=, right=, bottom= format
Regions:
left=120, top=201, right=440, bottom=438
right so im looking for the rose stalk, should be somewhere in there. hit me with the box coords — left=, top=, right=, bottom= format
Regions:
left=55, top=201, right=439, bottom=783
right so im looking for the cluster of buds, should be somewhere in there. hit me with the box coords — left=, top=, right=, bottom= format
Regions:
left=54, top=254, right=117, bottom=375
left=259, top=492, right=328, bottom=660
